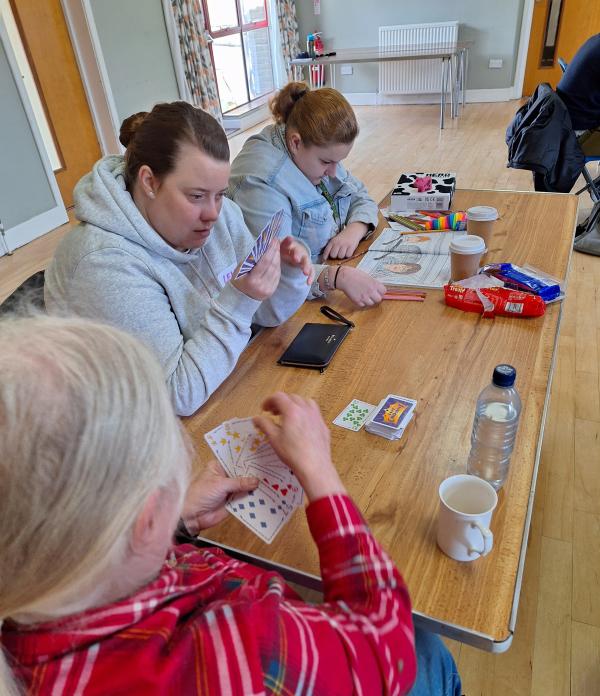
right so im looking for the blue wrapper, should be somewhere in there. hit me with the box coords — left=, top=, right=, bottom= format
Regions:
left=480, top=263, right=561, bottom=302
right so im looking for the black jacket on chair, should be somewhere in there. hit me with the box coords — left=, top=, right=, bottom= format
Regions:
left=506, top=82, right=585, bottom=193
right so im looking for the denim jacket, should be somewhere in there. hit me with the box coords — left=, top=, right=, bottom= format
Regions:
left=228, top=124, right=378, bottom=296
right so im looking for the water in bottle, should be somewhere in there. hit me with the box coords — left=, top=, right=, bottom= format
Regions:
left=467, top=364, right=521, bottom=490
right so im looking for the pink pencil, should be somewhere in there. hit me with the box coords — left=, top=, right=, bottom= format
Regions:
left=382, top=294, right=425, bottom=301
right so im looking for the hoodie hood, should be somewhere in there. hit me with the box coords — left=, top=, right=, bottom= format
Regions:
left=74, top=155, right=197, bottom=263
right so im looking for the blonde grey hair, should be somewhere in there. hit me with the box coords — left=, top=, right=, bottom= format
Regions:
left=0, top=313, right=191, bottom=693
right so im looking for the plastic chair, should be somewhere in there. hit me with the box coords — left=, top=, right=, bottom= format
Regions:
left=558, top=56, right=600, bottom=254
left=0, top=270, right=45, bottom=315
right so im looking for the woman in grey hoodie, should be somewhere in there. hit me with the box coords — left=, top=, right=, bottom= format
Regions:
left=44, top=102, right=313, bottom=416
left=229, top=82, right=386, bottom=307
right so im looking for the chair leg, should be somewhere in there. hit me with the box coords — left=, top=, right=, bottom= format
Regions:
left=574, top=201, right=600, bottom=255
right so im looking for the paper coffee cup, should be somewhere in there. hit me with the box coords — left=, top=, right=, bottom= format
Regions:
left=449, top=235, right=486, bottom=282
left=466, top=206, right=498, bottom=249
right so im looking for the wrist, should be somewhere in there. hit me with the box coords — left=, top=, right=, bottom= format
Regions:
left=347, top=222, right=368, bottom=240
left=319, top=266, right=335, bottom=292
left=176, top=517, right=198, bottom=538
left=299, top=465, right=346, bottom=502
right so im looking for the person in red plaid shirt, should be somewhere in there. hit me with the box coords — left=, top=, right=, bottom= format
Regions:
left=0, top=314, right=461, bottom=695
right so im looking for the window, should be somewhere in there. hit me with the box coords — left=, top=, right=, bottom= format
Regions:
left=203, top=0, right=275, bottom=113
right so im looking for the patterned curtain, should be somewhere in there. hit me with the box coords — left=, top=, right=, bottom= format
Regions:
left=169, top=0, right=222, bottom=121
left=275, top=0, right=301, bottom=82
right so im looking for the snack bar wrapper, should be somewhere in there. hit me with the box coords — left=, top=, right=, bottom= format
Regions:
left=444, top=284, right=546, bottom=318
left=480, top=263, right=561, bottom=302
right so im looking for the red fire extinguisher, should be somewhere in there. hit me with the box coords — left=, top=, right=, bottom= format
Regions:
left=314, top=33, right=324, bottom=56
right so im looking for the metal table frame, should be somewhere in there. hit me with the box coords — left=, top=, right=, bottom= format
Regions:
left=290, top=43, right=470, bottom=129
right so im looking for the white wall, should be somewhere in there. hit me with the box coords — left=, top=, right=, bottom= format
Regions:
left=296, top=0, right=526, bottom=95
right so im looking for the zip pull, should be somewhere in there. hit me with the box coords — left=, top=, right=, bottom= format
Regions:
left=320, top=305, right=355, bottom=328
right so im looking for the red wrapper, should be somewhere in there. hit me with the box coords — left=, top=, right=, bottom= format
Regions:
left=444, top=284, right=546, bottom=318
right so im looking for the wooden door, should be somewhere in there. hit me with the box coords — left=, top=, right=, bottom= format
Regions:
left=523, top=0, right=600, bottom=96
left=10, top=0, right=101, bottom=207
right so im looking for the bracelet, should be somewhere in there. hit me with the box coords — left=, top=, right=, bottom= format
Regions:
left=321, top=266, right=330, bottom=292
left=333, top=265, right=342, bottom=289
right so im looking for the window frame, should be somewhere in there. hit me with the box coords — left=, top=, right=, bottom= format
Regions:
left=202, top=0, right=272, bottom=112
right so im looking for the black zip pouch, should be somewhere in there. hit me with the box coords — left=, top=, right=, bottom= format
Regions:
left=277, top=306, right=355, bottom=373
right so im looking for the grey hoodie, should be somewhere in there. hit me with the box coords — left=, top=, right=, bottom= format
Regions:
left=44, top=156, right=310, bottom=416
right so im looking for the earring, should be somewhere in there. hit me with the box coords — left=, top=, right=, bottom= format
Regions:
left=148, top=190, right=155, bottom=199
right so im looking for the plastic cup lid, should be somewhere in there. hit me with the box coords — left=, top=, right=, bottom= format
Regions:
left=449, top=235, right=486, bottom=255
left=466, top=206, right=498, bottom=221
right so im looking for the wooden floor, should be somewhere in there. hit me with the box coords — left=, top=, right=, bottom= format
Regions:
left=2, top=100, right=598, bottom=695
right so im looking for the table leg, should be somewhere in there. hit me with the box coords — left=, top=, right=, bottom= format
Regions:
left=448, top=56, right=456, bottom=118
left=440, top=58, right=445, bottom=129
left=455, top=53, right=461, bottom=117
left=330, top=63, right=335, bottom=89
left=440, top=57, right=450, bottom=129
left=449, top=54, right=456, bottom=119
left=463, top=48, right=469, bottom=108
left=456, top=50, right=464, bottom=114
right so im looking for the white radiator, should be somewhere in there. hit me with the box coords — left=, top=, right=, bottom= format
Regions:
left=378, top=21, right=458, bottom=95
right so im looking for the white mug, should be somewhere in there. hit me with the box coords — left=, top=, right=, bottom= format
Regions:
left=437, top=474, right=498, bottom=562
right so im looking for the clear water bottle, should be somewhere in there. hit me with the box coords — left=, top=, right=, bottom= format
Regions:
left=467, top=364, right=521, bottom=490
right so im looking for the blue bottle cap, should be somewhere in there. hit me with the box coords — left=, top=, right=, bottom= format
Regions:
left=492, top=364, right=516, bottom=387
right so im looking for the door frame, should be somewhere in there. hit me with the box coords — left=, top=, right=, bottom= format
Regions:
left=61, top=0, right=191, bottom=154
left=513, top=0, right=536, bottom=99
left=60, top=0, right=123, bottom=154
left=0, top=16, right=67, bottom=255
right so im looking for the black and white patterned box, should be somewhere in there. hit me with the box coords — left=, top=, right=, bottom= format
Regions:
left=390, top=172, right=456, bottom=212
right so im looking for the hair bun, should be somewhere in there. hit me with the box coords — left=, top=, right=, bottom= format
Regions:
left=119, top=111, right=149, bottom=148
left=291, top=84, right=309, bottom=102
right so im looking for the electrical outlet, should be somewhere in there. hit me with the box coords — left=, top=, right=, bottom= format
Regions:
left=340, top=64, right=353, bottom=75
left=488, top=58, right=503, bottom=69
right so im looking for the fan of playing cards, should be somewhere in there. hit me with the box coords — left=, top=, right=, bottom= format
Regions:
left=205, top=417, right=303, bottom=544
left=235, top=209, right=285, bottom=278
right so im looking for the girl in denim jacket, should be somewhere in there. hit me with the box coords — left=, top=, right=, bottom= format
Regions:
left=229, top=83, right=386, bottom=307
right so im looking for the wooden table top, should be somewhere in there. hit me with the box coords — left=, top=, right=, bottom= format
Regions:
left=184, top=189, right=577, bottom=651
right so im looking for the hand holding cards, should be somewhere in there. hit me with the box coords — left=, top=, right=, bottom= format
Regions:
left=205, top=416, right=303, bottom=544
left=235, top=209, right=284, bottom=278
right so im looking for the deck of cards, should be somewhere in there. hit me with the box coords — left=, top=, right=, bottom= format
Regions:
left=204, top=417, right=303, bottom=544
left=364, top=394, right=417, bottom=440
left=235, top=209, right=284, bottom=278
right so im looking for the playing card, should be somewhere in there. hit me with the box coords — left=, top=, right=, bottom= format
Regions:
left=333, top=399, right=376, bottom=431
left=239, top=428, right=303, bottom=510
left=223, top=418, right=257, bottom=474
left=244, top=454, right=302, bottom=510
left=235, top=209, right=284, bottom=278
left=226, top=483, right=293, bottom=544
left=204, top=424, right=236, bottom=476
left=370, top=395, right=417, bottom=431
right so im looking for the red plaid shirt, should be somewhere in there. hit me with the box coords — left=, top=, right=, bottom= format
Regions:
left=3, top=495, right=416, bottom=695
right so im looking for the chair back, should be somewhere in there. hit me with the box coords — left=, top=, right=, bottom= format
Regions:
left=0, top=270, right=45, bottom=315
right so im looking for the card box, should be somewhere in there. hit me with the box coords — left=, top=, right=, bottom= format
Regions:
left=390, top=172, right=456, bottom=212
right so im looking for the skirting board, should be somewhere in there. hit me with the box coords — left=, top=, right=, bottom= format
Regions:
left=344, top=87, right=516, bottom=106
